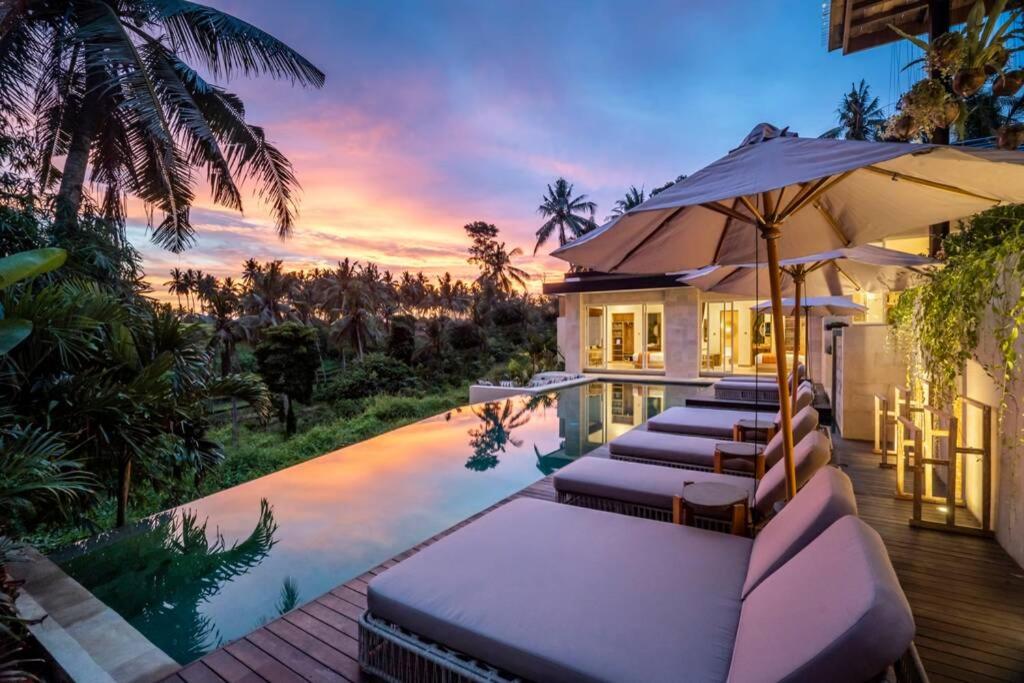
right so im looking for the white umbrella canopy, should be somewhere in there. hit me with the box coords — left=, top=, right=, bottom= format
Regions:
left=552, top=125, right=1024, bottom=273
left=753, top=296, right=868, bottom=317
left=678, top=245, right=936, bottom=298
left=553, top=122, right=1024, bottom=501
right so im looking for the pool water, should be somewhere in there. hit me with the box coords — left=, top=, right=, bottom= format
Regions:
left=56, top=381, right=706, bottom=664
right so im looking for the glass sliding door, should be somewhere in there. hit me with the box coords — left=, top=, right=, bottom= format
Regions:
left=583, top=303, right=665, bottom=372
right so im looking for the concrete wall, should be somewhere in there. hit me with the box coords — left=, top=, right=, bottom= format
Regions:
left=557, top=293, right=581, bottom=373
left=838, top=323, right=907, bottom=441
left=962, top=292, right=1024, bottom=566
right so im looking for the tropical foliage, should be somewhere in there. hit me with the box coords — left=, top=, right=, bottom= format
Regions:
left=606, top=185, right=646, bottom=221
left=534, top=177, right=597, bottom=254
left=820, top=80, right=886, bottom=141
left=0, top=0, right=324, bottom=250
left=890, top=205, right=1024, bottom=407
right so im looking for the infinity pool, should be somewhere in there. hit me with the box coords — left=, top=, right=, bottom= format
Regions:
left=56, top=381, right=706, bottom=664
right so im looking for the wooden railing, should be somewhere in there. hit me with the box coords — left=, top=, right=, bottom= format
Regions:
left=874, top=383, right=994, bottom=537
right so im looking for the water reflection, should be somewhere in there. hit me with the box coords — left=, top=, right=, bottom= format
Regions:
left=61, top=499, right=278, bottom=664
left=466, top=395, right=557, bottom=472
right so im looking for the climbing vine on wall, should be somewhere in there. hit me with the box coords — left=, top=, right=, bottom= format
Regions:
left=890, top=205, right=1024, bottom=408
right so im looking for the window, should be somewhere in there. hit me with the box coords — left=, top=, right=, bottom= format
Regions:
left=583, top=303, right=665, bottom=372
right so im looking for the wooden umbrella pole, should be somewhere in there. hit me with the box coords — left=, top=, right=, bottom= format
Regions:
left=761, top=224, right=798, bottom=499
left=792, top=274, right=803, bottom=414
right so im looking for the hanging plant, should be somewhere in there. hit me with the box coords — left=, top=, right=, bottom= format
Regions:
left=883, top=113, right=919, bottom=141
left=902, top=78, right=961, bottom=134
left=889, top=205, right=1024, bottom=407
left=891, top=0, right=1023, bottom=97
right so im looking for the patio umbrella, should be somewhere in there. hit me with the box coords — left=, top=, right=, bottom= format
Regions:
left=680, top=245, right=935, bottom=403
left=552, top=123, right=1024, bottom=500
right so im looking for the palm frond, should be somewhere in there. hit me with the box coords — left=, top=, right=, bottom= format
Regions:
left=149, top=0, right=325, bottom=87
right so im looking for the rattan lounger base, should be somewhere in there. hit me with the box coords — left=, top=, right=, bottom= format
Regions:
left=609, top=452, right=753, bottom=477
left=360, top=611, right=519, bottom=683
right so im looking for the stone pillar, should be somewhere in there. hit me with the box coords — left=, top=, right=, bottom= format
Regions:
left=557, top=293, right=581, bottom=373
left=665, top=288, right=700, bottom=380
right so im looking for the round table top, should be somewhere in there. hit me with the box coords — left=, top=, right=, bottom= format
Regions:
left=735, top=417, right=774, bottom=430
left=681, top=481, right=750, bottom=509
left=715, top=441, right=764, bottom=457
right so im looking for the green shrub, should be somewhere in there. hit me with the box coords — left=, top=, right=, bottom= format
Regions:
left=448, top=319, right=484, bottom=351
left=315, top=352, right=415, bottom=401
left=387, top=315, right=417, bottom=364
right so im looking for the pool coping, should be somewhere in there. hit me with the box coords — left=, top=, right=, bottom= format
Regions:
left=8, top=546, right=180, bottom=683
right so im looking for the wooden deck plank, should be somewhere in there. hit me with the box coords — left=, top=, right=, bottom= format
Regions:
left=167, top=435, right=1024, bottom=682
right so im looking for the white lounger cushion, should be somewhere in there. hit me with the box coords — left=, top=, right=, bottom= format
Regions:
left=647, top=384, right=815, bottom=438
left=554, top=456, right=757, bottom=510
left=368, top=499, right=750, bottom=682
left=728, top=516, right=915, bottom=683
left=753, top=430, right=832, bottom=516
left=744, top=466, right=857, bottom=596
left=761, top=405, right=819, bottom=469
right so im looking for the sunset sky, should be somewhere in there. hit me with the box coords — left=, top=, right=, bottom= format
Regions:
left=131, top=0, right=906, bottom=295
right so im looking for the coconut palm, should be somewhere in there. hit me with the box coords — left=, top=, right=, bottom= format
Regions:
left=821, top=80, right=886, bottom=141
left=606, top=186, right=646, bottom=221
left=534, top=178, right=597, bottom=254
left=329, top=279, right=380, bottom=360
left=481, top=242, right=529, bottom=295
left=165, top=267, right=189, bottom=311
left=1, top=0, right=325, bottom=250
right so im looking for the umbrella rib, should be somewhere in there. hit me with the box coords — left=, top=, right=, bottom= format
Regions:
left=862, top=165, right=1002, bottom=202
left=607, top=205, right=687, bottom=272
left=813, top=200, right=853, bottom=247
left=779, top=171, right=854, bottom=221
left=710, top=196, right=745, bottom=264
left=738, top=195, right=767, bottom=224
left=832, top=260, right=863, bottom=291
left=700, top=200, right=757, bottom=225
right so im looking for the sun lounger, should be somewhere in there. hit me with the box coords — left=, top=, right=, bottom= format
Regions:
left=563, top=428, right=831, bottom=522
left=360, top=475, right=914, bottom=683
left=715, top=377, right=812, bottom=402
left=610, top=404, right=819, bottom=474
left=646, top=383, right=815, bottom=439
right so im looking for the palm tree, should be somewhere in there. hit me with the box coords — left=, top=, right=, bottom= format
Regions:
left=821, top=80, right=886, bottom=141
left=165, top=267, right=188, bottom=311
left=329, top=279, right=380, bottom=360
left=606, top=185, right=646, bottom=221
left=535, top=178, right=597, bottom=254
left=1, top=0, right=325, bottom=250
left=483, top=242, right=530, bottom=294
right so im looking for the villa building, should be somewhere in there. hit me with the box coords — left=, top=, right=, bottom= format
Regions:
left=542, top=270, right=885, bottom=383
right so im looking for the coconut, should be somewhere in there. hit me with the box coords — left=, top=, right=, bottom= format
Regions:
left=953, top=67, right=987, bottom=97
left=890, top=113, right=917, bottom=140
left=997, top=124, right=1024, bottom=150
left=993, top=69, right=1024, bottom=97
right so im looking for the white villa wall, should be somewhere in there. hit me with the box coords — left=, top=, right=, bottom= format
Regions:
left=838, top=323, right=906, bottom=441
left=962, top=290, right=1024, bottom=566
left=558, top=293, right=581, bottom=373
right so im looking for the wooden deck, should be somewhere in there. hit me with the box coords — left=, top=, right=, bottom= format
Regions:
left=167, top=438, right=1024, bottom=683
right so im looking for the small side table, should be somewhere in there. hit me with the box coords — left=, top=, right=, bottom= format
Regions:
left=673, top=482, right=750, bottom=536
left=714, top=441, right=766, bottom=479
left=733, top=417, right=777, bottom=443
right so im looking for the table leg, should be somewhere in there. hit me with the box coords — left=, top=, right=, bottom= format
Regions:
left=730, top=502, right=748, bottom=536
left=713, top=448, right=723, bottom=474
left=754, top=453, right=766, bottom=480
